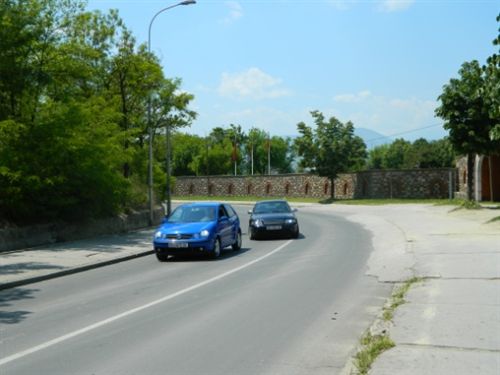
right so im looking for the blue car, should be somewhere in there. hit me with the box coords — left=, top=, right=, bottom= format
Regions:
left=154, top=202, right=242, bottom=261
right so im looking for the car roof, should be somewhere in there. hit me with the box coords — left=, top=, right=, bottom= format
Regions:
left=181, top=202, right=223, bottom=207
left=254, top=199, right=288, bottom=205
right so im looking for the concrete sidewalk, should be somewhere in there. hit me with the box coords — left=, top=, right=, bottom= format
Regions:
left=1, top=203, right=499, bottom=374
left=0, top=228, right=156, bottom=290
left=318, top=204, right=500, bottom=375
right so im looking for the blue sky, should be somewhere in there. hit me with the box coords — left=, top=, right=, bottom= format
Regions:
left=87, top=0, right=499, bottom=143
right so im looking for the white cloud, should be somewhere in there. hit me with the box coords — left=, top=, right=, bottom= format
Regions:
left=221, top=1, right=243, bottom=25
left=378, top=0, right=415, bottom=12
left=218, top=67, right=291, bottom=100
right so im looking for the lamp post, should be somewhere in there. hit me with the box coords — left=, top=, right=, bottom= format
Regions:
left=147, top=0, right=196, bottom=225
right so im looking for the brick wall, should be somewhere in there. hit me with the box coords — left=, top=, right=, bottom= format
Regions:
left=174, top=169, right=456, bottom=200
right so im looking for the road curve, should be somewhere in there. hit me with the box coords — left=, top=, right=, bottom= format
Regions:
left=0, top=205, right=391, bottom=375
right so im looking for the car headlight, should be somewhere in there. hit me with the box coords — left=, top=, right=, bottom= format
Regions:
left=252, top=219, right=263, bottom=227
left=200, top=229, right=210, bottom=238
left=154, top=231, right=163, bottom=239
left=285, top=218, right=296, bottom=224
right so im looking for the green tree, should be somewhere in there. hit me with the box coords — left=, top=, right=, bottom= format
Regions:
left=410, top=138, right=455, bottom=168
left=294, top=111, right=367, bottom=199
left=436, top=60, right=499, bottom=199
left=188, top=130, right=234, bottom=176
left=0, top=98, right=128, bottom=222
left=226, top=124, right=245, bottom=174
left=383, top=138, right=411, bottom=169
left=0, top=0, right=196, bottom=223
left=485, top=14, right=500, bottom=141
left=367, top=144, right=389, bottom=169
left=169, top=133, right=205, bottom=176
left=244, top=127, right=263, bottom=175
left=436, top=16, right=500, bottom=199
left=109, top=30, right=161, bottom=177
left=269, top=136, right=295, bottom=174
left=367, top=138, right=455, bottom=170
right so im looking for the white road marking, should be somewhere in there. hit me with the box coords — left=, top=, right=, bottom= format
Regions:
left=0, top=240, right=293, bottom=367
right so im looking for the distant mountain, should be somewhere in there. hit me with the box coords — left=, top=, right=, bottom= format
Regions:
left=354, top=128, right=389, bottom=149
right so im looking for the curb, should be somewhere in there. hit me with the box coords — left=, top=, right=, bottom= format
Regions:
left=0, top=250, right=155, bottom=291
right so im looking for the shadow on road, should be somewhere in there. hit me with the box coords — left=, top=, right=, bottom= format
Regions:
left=165, top=247, right=252, bottom=263
left=0, top=262, right=64, bottom=275
left=0, top=287, right=38, bottom=324
left=247, top=233, right=306, bottom=241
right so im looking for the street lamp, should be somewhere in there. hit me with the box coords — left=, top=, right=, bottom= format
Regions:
left=147, top=0, right=196, bottom=225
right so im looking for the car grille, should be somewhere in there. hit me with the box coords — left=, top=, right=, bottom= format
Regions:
left=165, top=234, right=193, bottom=239
left=263, top=219, right=284, bottom=225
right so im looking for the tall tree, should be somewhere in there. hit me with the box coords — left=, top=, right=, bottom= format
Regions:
left=435, top=60, right=498, bottom=200
left=294, top=111, right=367, bottom=199
left=169, top=132, right=205, bottom=176
left=269, top=136, right=295, bottom=174
left=0, top=0, right=197, bottom=223
left=485, top=14, right=500, bottom=141
left=384, top=138, right=411, bottom=169
left=436, top=16, right=500, bottom=199
left=367, top=138, right=455, bottom=170
left=367, top=144, right=389, bottom=169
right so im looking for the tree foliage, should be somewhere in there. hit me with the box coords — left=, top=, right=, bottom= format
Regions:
left=0, top=0, right=196, bottom=224
left=367, top=138, right=455, bottom=170
left=294, top=111, right=367, bottom=198
left=435, top=15, right=500, bottom=199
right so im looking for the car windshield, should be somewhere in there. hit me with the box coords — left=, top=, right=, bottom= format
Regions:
left=253, top=201, right=291, bottom=214
left=167, top=206, right=216, bottom=223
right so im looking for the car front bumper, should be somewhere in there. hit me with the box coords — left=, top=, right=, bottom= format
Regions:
left=153, top=238, right=214, bottom=256
left=250, top=223, right=298, bottom=238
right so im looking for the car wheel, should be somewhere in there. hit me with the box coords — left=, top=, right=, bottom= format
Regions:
left=292, top=226, right=300, bottom=239
left=211, top=237, right=222, bottom=259
left=232, top=229, right=242, bottom=251
left=249, top=227, right=256, bottom=240
left=156, top=251, right=169, bottom=262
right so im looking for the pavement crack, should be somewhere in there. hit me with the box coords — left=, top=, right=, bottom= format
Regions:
left=398, top=343, right=500, bottom=354
left=424, top=276, right=500, bottom=281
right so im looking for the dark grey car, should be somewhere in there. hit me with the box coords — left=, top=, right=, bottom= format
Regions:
left=248, top=200, right=299, bottom=240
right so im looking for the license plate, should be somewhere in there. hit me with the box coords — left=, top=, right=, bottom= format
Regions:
left=168, top=242, right=188, bottom=248
left=266, top=225, right=282, bottom=230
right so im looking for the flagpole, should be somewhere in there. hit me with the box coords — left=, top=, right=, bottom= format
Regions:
left=251, top=143, right=254, bottom=175
left=267, top=132, right=271, bottom=175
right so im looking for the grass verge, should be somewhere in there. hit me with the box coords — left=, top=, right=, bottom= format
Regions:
left=352, top=277, right=421, bottom=374
left=331, top=198, right=462, bottom=206
left=172, top=195, right=321, bottom=204
left=449, top=199, right=483, bottom=212
left=354, top=332, right=395, bottom=375
left=173, top=196, right=465, bottom=206
left=382, top=277, right=421, bottom=321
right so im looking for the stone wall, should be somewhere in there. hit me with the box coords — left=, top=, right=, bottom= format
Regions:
left=0, top=207, right=164, bottom=252
left=174, top=169, right=456, bottom=200
left=174, top=174, right=333, bottom=199
left=354, top=169, right=455, bottom=199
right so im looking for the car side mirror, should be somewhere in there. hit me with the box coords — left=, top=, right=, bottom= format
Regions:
left=219, top=215, right=229, bottom=222
left=292, top=208, right=298, bottom=212
left=161, top=216, right=168, bottom=224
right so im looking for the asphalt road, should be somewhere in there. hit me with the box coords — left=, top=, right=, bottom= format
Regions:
left=0, top=205, right=391, bottom=375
